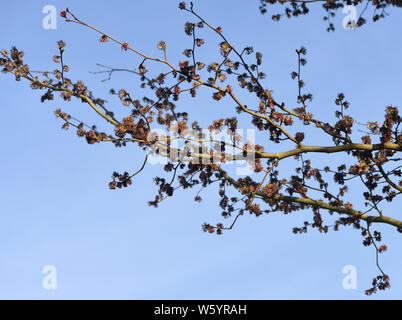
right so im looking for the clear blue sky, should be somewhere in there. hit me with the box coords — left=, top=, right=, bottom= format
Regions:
left=0, top=0, right=401, bottom=299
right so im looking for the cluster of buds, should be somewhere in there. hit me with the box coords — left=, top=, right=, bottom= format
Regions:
left=121, top=43, right=129, bottom=51
left=202, top=223, right=223, bottom=235
left=109, top=171, right=132, bottom=189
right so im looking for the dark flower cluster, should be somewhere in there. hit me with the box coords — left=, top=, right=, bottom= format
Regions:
left=109, top=171, right=132, bottom=190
